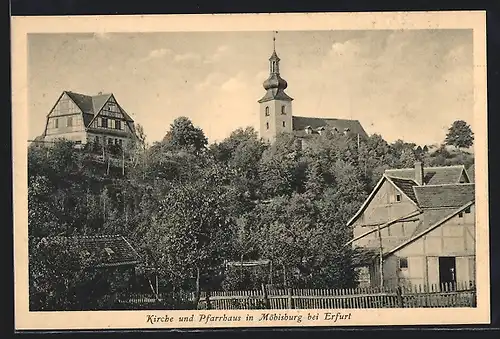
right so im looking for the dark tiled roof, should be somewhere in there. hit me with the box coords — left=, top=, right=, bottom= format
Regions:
left=384, top=165, right=466, bottom=185
left=413, top=183, right=475, bottom=209
left=42, top=235, right=140, bottom=268
left=258, top=89, right=294, bottom=103
left=467, top=165, right=475, bottom=183
left=292, top=116, right=368, bottom=138
left=65, top=91, right=95, bottom=114
left=387, top=177, right=418, bottom=203
left=64, top=91, right=135, bottom=127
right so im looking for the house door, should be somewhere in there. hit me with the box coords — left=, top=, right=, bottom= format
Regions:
left=439, top=257, right=456, bottom=285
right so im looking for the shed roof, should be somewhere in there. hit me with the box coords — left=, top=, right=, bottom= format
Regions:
left=40, top=235, right=141, bottom=268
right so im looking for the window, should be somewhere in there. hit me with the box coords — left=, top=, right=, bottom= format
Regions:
left=54, top=118, right=59, bottom=128
left=281, top=105, right=286, bottom=114
left=399, top=257, right=408, bottom=269
left=95, top=136, right=100, bottom=144
left=265, top=106, right=270, bottom=116
left=108, top=138, right=113, bottom=145
left=465, top=206, right=471, bottom=214
left=282, top=121, right=286, bottom=127
left=115, top=120, right=121, bottom=130
left=266, top=122, right=269, bottom=130
left=458, top=212, right=464, bottom=218
left=101, top=118, right=108, bottom=128
left=118, top=139, right=123, bottom=146
left=396, top=194, right=402, bottom=202
left=109, top=119, right=115, bottom=129
left=66, top=116, right=73, bottom=127
left=104, top=247, right=115, bottom=256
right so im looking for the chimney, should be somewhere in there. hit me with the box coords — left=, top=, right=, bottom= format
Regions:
left=98, top=91, right=103, bottom=95
left=415, top=161, right=424, bottom=185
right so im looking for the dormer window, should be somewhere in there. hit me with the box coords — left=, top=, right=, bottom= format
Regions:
left=281, top=105, right=286, bottom=115
left=305, top=126, right=312, bottom=135
left=317, top=127, right=325, bottom=135
left=465, top=206, right=471, bottom=214
left=104, top=247, right=115, bottom=256
left=344, top=128, right=351, bottom=135
left=265, top=106, right=270, bottom=116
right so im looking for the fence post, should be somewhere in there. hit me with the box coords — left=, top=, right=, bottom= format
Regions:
left=205, top=291, right=212, bottom=310
left=287, top=288, right=294, bottom=309
left=396, top=286, right=404, bottom=308
left=262, top=283, right=270, bottom=309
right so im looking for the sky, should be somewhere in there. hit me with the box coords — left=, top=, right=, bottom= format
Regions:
left=28, top=29, right=474, bottom=146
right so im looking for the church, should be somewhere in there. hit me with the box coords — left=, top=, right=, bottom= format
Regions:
left=258, top=37, right=368, bottom=143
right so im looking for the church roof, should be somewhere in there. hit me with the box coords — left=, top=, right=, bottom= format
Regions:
left=292, top=116, right=368, bottom=138
left=258, top=89, right=294, bottom=103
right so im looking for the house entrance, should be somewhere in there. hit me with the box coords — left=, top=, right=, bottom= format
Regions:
left=438, top=257, right=456, bottom=285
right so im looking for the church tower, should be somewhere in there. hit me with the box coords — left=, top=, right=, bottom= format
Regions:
left=258, top=33, right=293, bottom=142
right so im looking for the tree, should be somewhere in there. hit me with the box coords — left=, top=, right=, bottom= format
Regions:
left=444, top=120, right=474, bottom=148
left=138, top=161, right=235, bottom=301
left=162, top=116, right=208, bottom=154
left=29, top=237, right=124, bottom=311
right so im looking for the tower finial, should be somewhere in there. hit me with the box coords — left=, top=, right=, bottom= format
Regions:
left=273, top=31, right=277, bottom=52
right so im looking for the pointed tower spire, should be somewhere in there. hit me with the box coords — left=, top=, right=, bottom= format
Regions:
left=273, top=31, right=276, bottom=53
left=259, top=31, right=292, bottom=101
left=258, top=31, right=293, bottom=142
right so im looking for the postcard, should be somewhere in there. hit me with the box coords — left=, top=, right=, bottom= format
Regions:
left=11, top=11, right=489, bottom=330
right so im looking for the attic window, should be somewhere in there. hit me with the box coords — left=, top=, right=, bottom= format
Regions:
left=265, top=106, right=270, bottom=116
left=396, top=194, right=402, bottom=202
left=458, top=212, right=464, bottom=218
left=399, top=257, right=408, bottom=269
left=104, top=247, right=115, bottom=256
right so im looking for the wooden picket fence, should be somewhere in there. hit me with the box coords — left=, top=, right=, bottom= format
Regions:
left=197, top=281, right=476, bottom=310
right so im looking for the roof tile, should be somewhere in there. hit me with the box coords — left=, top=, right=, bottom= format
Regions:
left=387, top=177, right=418, bottom=203
left=385, top=165, right=466, bottom=185
left=43, top=235, right=140, bottom=268
left=292, top=116, right=368, bottom=138
left=413, top=183, right=475, bottom=209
